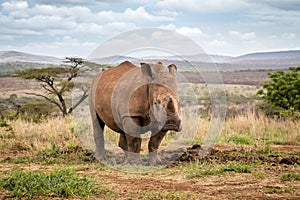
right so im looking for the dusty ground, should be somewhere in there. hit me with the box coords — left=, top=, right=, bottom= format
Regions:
left=1, top=144, right=299, bottom=200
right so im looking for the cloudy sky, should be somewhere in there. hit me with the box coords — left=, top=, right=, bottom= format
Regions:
left=1, top=0, right=300, bottom=58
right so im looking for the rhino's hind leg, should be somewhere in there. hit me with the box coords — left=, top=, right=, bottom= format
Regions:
left=148, top=130, right=167, bottom=165
left=93, top=113, right=106, bottom=161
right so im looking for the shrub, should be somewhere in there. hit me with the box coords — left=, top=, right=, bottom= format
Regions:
left=257, top=67, right=300, bottom=119
left=19, top=101, right=58, bottom=122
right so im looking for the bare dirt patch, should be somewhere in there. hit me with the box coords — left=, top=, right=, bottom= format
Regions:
left=1, top=144, right=299, bottom=199
left=89, top=144, right=300, bottom=200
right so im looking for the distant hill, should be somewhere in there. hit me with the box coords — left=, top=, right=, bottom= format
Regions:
left=140, top=54, right=232, bottom=63
left=0, top=51, right=64, bottom=76
left=219, top=50, right=300, bottom=71
left=0, top=51, right=62, bottom=64
left=91, top=50, right=300, bottom=71
left=229, top=50, right=300, bottom=61
left=1, top=50, right=300, bottom=73
left=90, top=55, right=138, bottom=65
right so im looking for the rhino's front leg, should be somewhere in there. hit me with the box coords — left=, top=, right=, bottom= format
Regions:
left=124, top=134, right=142, bottom=164
left=122, top=117, right=143, bottom=164
left=148, top=130, right=167, bottom=165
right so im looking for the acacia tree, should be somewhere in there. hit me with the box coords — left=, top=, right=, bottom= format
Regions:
left=257, top=67, right=300, bottom=118
left=17, top=57, right=89, bottom=117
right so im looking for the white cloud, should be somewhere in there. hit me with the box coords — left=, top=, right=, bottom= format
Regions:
left=0, top=34, right=15, bottom=41
left=2, top=1, right=28, bottom=11
left=89, top=28, right=206, bottom=59
left=0, top=1, right=176, bottom=57
left=208, top=40, right=228, bottom=47
left=0, top=2, right=173, bottom=39
left=229, top=30, right=256, bottom=40
left=250, top=0, right=300, bottom=11
left=159, top=23, right=176, bottom=30
left=281, top=32, right=296, bottom=40
left=123, top=7, right=172, bottom=22
left=0, top=0, right=300, bottom=57
left=159, top=24, right=207, bottom=38
left=95, top=7, right=173, bottom=23
left=32, top=0, right=106, bottom=5
left=21, top=36, right=99, bottom=57
left=176, top=27, right=204, bottom=36
left=156, top=0, right=251, bottom=12
left=155, top=9, right=179, bottom=17
left=1, top=1, right=30, bottom=18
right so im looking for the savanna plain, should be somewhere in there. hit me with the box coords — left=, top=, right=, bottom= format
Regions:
left=0, top=71, right=299, bottom=200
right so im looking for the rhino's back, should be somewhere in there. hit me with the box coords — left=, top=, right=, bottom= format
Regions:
left=93, top=61, right=141, bottom=132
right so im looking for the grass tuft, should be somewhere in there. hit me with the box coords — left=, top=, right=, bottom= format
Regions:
left=227, top=134, right=253, bottom=145
left=138, top=190, right=193, bottom=200
left=281, top=172, right=300, bottom=181
left=265, top=187, right=293, bottom=194
left=253, top=171, right=266, bottom=179
left=222, top=161, right=251, bottom=173
left=182, top=160, right=251, bottom=178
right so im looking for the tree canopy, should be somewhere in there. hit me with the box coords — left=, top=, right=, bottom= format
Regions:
left=16, top=57, right=89, bottom=117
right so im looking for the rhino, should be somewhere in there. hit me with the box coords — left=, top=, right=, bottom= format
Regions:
left=89, top=61, right=182, bottom=164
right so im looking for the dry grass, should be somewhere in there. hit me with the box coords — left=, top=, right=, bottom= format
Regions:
left=0, top=117, right=78, bottom=155
left=1, top=111, right=299, bottom=159
left=221, top=112, right=300, bottom=146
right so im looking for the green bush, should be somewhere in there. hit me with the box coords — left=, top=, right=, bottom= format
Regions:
left=257, top=67, right=300, bottom=119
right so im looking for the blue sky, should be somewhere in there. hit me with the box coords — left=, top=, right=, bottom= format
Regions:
left=1, top=0, right=300, bottom=58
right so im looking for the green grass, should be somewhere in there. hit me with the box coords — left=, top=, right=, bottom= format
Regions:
left=138, top=190, right=193, bottom=200
left=1, top=140, right=96, bottom=165
left=265, top=187, right=293, bottom=194
left=182, top=160, right=251, bottom=178
left=281, top=172, right=300, bottom=181
left=255, top=146, right=273, bottom=155
left=0, top=168, right=98, bottom=198
left=222, top=161, right=251, bottom=173
left=253, top=171, right=266, bottom=179
left=227, top=134, right=254, bottom=145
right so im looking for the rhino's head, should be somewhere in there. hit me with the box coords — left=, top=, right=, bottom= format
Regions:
left=141, top=62, right=182, bottom=132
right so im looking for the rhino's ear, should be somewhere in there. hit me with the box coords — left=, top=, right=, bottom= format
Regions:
left=141, top=63, right=155, bottom=78
left=168, top=64, right=177, bottom=75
